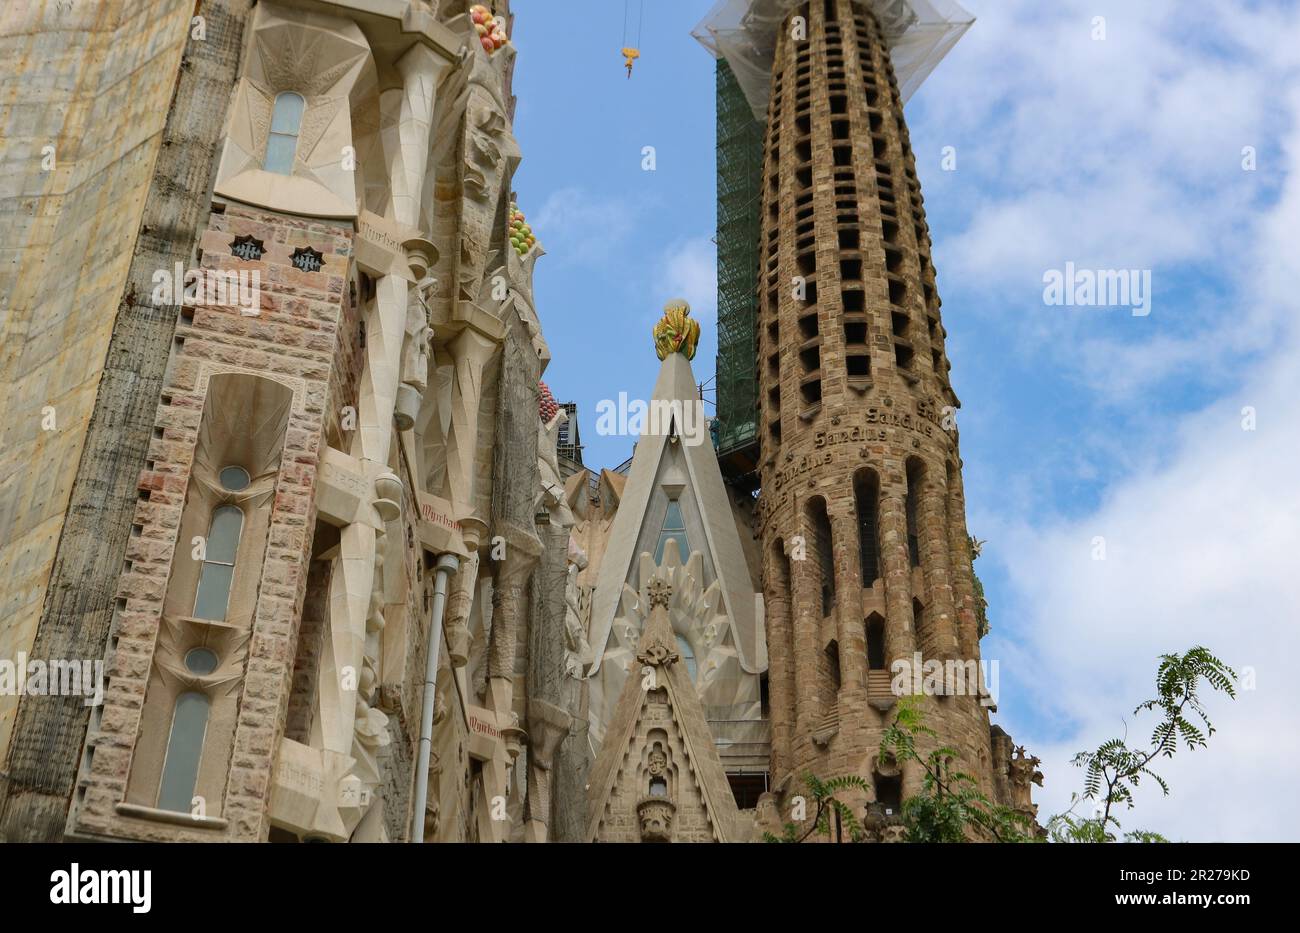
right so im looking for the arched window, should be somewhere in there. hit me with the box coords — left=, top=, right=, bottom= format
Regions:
left=654, top=498, right=691, bottom=563
left=193, top=467, right=248, bottom=622
left=676, top=634, right=697, bottom=683
left=157, top=691, right=210, bottom=812
left=264, top=91, right=306, bottom=175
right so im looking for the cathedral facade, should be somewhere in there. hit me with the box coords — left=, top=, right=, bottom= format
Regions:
left=0, top=0, right=1038, bottom=843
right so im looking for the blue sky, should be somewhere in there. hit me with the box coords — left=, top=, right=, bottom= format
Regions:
left=510, top=0, right=1300, bottom=841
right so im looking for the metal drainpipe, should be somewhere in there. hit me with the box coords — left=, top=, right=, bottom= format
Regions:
left=412, top=552, right=460, bottom=843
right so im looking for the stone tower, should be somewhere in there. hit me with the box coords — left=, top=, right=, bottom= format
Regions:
left=746, top=0, right=1009, bottom=819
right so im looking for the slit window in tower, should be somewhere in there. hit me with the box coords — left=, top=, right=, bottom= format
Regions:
left=264, top=91, right=306, bottom=175
left=866, top=614, right=886, bottom=670
left=844, top=322, right=867, bottom=345
left=157, top=691, right=210, bottom=813
left=846, top=354, right=870, bottom=377
left=825, top=640, right=842, bottom=690
left=905, top=462, right=922, bottom=567
left=809, top=497, right=835, bottom=615
left=653, top=498, right=691, bottom=564
left=855, top=469, right=880, bottom=584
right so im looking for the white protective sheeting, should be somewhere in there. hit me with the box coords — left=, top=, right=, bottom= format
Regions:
left=692, top=0, right=974, bottom=122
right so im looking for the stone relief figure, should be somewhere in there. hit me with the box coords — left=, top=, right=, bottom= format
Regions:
left=1008, top=745, right=1044, bottom=816
left=535, top=405, right=571, bottom=526
left=562, top=555, right=591, bottom=679
left=397, top=279, right=437, bottom=429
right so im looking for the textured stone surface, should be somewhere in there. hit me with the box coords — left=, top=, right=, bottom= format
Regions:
left=753, top=0, right=1007, bottom=818
left=0, top=0, right=256, bottom=842
left=68, top=203, right=353, bottom=842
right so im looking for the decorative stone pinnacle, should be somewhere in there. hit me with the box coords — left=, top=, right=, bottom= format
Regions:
left=646, top=576, right=673, bottom=609
left=652, top=299, right=700, bottom=361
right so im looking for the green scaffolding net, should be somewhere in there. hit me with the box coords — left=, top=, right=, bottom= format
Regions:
left=714, top=58, right=763, bottom=461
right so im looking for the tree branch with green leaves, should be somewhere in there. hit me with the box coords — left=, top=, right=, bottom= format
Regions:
left=1047, top=646, right=1237, bottom=843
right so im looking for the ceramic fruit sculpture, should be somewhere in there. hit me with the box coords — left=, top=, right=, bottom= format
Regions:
left=508, top=202, right=536, bottom=256
left=653, top=298, right=701, bottom=361
left=539, top=381, right=560, bottom=424
left=470, top=5, right=509, bottom=55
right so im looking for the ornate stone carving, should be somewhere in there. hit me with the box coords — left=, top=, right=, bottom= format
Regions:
left=636, top=796, right=676, bottom=843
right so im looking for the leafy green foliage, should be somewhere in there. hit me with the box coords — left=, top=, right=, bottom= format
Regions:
left=1046, top=646, right=1236, bottom=843
left=969, top=536, right=990, bottom=639
left=763, top=773, right=871, bottom=843
left=880, top=696, right=1036, bottom=843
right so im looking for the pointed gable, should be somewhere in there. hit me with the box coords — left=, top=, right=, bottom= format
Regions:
left=586, top=577, right=742, bottom=843
left=589, top=350, right=765, bottom=677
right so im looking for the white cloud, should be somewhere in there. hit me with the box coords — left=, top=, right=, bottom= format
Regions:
left=657, top=236, right=717, bottom=326
left=919, top=0, right=1300, bottom=399
left=529, top=186, right=653, bottom=265
left=966, top=65, right=1300, bottom=840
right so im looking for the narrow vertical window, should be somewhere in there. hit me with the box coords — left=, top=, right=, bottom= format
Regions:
left=194, top=506, right=243, bottom=620
left=264, top=91, right=306, bottom=175
left=866, top=614, right=886, bottom=670
left=808, top=497, right=835, bottom=615
left=654, top=498, right=691, bottom=562
left=905, top=460, right=922, bottom=567
left=854, top=469, right=880, bottom=585
left=157, top=691, right=210, bottom=812
left=193, top=466, right=249, bottom=621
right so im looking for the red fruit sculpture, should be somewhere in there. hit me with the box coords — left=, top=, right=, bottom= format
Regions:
left=538, top=381, right=560, bottom=424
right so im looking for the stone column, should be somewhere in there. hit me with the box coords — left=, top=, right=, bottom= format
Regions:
left=445, top=327, right=498, bottom=515
left=945, top=463, right=980, bottom=661
left=917, top=466, right=959, bottom=662
left=877, top=489, right=917, bottom=674
left=318, top=521, right=378, bottom=756
left=764, top=542, right=796, bottom=784
left=830, top=501, right=867, bottom=697
left=389, top=43, right=440, bottom=229
left=790, top=507, right=824, bottom=737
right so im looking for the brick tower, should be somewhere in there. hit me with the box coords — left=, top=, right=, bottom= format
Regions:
left=739, top=0, right=1008, bottom=818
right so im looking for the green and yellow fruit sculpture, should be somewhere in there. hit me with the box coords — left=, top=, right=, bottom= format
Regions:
left=653, top=298, right=701, bottom=361
left=508, top=202, right=536, bottom=256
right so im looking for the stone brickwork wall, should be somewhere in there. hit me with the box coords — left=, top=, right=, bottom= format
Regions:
left=594, top=690, right=719, bottom=844
left=754, top=0, right=999, bottom=811
left=67, top=202, right=354, bottom=841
